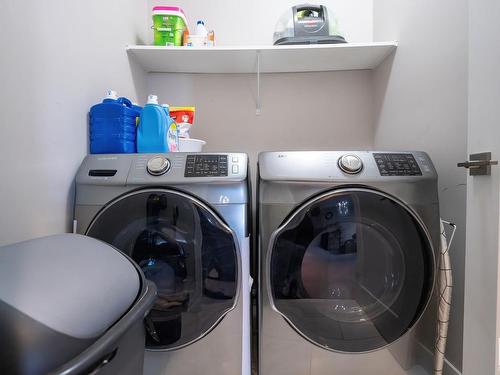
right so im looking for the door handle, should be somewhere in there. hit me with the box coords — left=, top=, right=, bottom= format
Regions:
left=457, top=160, right=498, bottom=168
left=458, top=152, right=498, bottom=175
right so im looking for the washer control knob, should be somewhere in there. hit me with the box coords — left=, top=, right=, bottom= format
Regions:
left=147, top=156, right=170, bottom=176
left=338, top=154, right=363, bottom=174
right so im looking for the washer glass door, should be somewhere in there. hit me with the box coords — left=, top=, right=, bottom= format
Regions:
left=86, top=189, right=239, bottom=350
left=269, top=188, right=434, bottom=352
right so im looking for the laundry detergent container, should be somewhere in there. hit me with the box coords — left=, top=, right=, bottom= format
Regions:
left=0, top=234, right=156, bottom=375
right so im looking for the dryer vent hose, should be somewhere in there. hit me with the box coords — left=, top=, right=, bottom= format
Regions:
left=434, top=220, right=456, bottom=375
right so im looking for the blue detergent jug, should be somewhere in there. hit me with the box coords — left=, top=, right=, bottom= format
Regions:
left=137, top=95, right=178, bottom=153
left=89, top=90, right=141, bottom=154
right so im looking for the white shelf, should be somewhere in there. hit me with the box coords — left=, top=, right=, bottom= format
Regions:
left=126, top=42, right=397, bottom=74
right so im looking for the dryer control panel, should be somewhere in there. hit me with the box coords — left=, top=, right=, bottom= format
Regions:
left=373, top=153, right=422, bottom=176
left=258, top=151, right=436, bottom=181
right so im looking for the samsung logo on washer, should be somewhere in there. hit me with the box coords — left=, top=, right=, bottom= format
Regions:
left=97, top=156, right=118, bottom=161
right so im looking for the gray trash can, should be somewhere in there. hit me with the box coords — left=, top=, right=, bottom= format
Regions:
left=0, top=234, right=156, bottom=375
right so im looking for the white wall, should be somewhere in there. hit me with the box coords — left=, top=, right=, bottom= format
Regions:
left=148, top=0, right=373, bottom=45
left=0, top=0, right=148, bottom=246
left=148, top=71, right=375, bottom=169
left=373, top=1, right=468, bottom=372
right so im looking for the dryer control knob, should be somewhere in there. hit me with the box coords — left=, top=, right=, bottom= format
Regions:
left=147, top=156, right=171, bottom=176
left=338, top=154, right=363, bottom=174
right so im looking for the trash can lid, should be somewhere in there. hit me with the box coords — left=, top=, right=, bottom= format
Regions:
left=0, top=234, right=140, bottom=339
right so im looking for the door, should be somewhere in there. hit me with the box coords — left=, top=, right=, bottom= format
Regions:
left=267, top=188, right=435, bottom=352
left=463, top=1, right=500, bottom=374
left=85, top=189, right=240, bottom=350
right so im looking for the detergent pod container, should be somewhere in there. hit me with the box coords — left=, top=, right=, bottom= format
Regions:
left=137, top=95, right=178, bottom=153
left=152, top=6, right=188, bottom=46
left=89, top=90, right=141, bottom=154
left=273, top=4, right=346, bottom=45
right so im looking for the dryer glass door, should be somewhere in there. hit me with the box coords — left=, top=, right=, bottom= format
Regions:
left=268, top=188, right=435, bottom=353
left=86, top=189, right=239, bottom=350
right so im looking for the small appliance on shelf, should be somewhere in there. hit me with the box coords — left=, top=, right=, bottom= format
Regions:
left=273, top=4, right=347, bottom=45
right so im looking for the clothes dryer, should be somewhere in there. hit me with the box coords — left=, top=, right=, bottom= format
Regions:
left=258, top=151, right=439, bottom=375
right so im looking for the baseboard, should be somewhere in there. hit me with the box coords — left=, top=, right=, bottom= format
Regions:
left=415, top=341, right=462, bottom=375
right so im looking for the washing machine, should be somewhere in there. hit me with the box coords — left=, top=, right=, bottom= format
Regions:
left=258, top=151, right=440, bottom=375
left=74, top=152, right=251, bottom=375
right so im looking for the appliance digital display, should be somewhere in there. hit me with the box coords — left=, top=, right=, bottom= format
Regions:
left=373, top=153, right=422, bottom=176
left=185, top=155, right=228, bottom=177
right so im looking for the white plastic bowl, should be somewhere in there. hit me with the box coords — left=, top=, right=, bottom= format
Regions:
left=178, top=138, right=206, bottom=152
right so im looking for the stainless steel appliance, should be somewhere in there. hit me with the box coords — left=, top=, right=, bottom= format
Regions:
left=74, top=153, right=251, bottom=375
left=258, top=151, right=439, bottom=375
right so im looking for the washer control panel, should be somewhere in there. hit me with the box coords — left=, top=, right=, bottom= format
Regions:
left=373, top=153, right=422, bottom=176
left=185, top=154, right=228, bottom=177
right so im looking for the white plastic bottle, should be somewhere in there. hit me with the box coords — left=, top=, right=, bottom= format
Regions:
left=195, top=20, right=208, bottom=36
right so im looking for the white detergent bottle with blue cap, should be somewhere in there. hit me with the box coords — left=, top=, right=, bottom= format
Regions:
left=195, top=20, right=208, bottom=37
left=137, top=95, right=169, bottom=153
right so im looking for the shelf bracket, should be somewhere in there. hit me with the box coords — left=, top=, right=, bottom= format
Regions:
left=256, top=50, right=261, bottom=115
